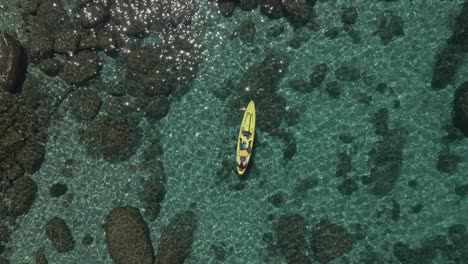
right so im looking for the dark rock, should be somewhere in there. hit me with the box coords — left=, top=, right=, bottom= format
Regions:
left=79, top=30, right=99, bottom=50
left=154, top=211, right=198, bottom=264
left=0, top=32, right=24, bottom=93
left=0, top=224, right=11, bottom=245
left=376, top=82, right=387, bottom=93
left=282, top=0, right=312, bottom=27
left=79, top=3, right=109, bottom=28
left=311, top=221, right=353, bottom=263
left=310, top=63, right=328, bottom=88
left=24, top=0, right=40, bottom=14
left=144, top=96, right=170, bottom=120
left=407, top=180, right=418, bottom=189
left=46, top=217, right=75, bottom=253
left=68, top=87, right=102, bottom=121
left=345, top=27, right=361, bottom=44
left=324, top=27, right=339, bottom=39
left=431, top=47, right=461, bottom=89
left=448, top=224, right=467, bottom=247
left=82, top=234, right=94, bottom=246
left=375, top=11, right=404, bottom=45
left=141, top=72, right=173, bottom=96
left=239, top=0, right=259, bottom=11
left=14, top=143, right=45, bottom=174
left=260, top=0, right=283, bottom=19
left=9, top=176, right=37, bottom=217
left=238, top=51, right=288, bottom=99
left=109, top=0, right=148, bottom=36
left=335, top=65, right=361, bottom=81
left=104, top=95, right=140, bottom=116
left=274, top=214, right=309, bottom=264
left=0, top=126, right=25, bottom=149
left=0, top=199, right=9, bottom=219
left=288, top=29, right=310, bottom=49
left=336, top=152, right=352, bottom=177
left=257, top=95, right=287, bottom=131
left=283, top=140, right=297, bottom=161
left=436, top=148, right=461, bottom=173
left=268, top=24, right=285, bottom=38
left=448, top=4, right=468, bottom=52
left=50, top=183, right=68, bottom=198
left=96, top=26, right=117, bottom=53
left=218, top=1, right=236, bottom=17
left=325, top=81, right=341, bottom=98
left=393, top=241, right=437, bottom=264
left=338, top=178, right=358, bottom=196
left=267, top=192, right=287, bottom=207
left=289, top=79, right=311, bottom=92
left=35, top=0, right=68, bottom=34
left=453, top=81, right=468, bottom=135
left=371, top=108, right=389, bottom=136
left=105, top=82, right=126, bottom=96
left=77, top=0, right=93, bottom=8
left=455, top=183, right=468, bottom=198
left=1, top=160, right=25, bottom=182
left=138, top=176, right=166, bottom=221
left=338, top=133, right=353, bottom=144
left=26, top=34, right=54, bottom=61
left=81, top=116, right=140, bottom=162
left=391, top=199, right=400, bottom=221
left=37, top=58, right=63, bottom=76
left=412, top=203, right=423, bottom=214
left=238, top=20, right=256, bottom=46
left=105, top=207, right=154, bottom=264
left=54, top=29, right=81, bottom=54
left=0, top=90, right=14, bottom=113
left=34, top=248, right=48, bottom=264
left=341, top=6, right=358, bottom=25
left=211, top=243, right=227, bottom=261
left=442, top=123, right=465, bottom=142
left=60, top=51, right=101, bottom=85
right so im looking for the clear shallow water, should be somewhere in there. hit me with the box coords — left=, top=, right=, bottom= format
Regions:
left=1, top=0, right=468, bottom=263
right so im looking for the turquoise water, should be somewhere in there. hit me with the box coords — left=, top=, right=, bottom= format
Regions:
left=1, top=0, right=468, bottom=263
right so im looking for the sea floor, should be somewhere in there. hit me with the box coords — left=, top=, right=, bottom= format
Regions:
left=2, top=0, right=468, bottom=263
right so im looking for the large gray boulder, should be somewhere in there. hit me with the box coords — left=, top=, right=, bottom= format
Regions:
left=0, top=32, right=24, bottom=93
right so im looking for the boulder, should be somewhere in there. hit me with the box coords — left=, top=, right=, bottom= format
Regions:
left=154, top=211, right=198, bottom=264
left=105, top=207, right=154, bottom=264
left=0, top=32, right=24, bottom=93
left=453, top=81, right=468, bottom=136
left=45, top=217, right=75, bottom=252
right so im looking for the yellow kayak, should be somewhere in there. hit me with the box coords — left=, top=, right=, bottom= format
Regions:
left=236, top=100, right=255, bottom=175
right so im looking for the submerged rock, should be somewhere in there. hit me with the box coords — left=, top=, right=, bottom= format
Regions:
left=282, top=0, right=312, bottom=27
left=0, top=32, right=24, bottom=93
left=46, top=216, right=75, bottom=253
left=60, top=51, right=101, bottom=85
left=453, top=81, right=468, bottom=136
left=8, top=176, right=37, bottom=217
left=80, top=116, right=140, bottom=162
left=260, top=0, right=283, bottom=19
left=79, top=3, right=109, bottom=28
left=311, top=221, right=353, bottom=263
left=105, top=207, right=154, bottom=264
left=154, top=211, right=198, bottom=264
left=274, top=214, right=309, bottom=264
left=431, top=47, right=461, bottom=89
left=68, top=87, right=102, bottom=121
